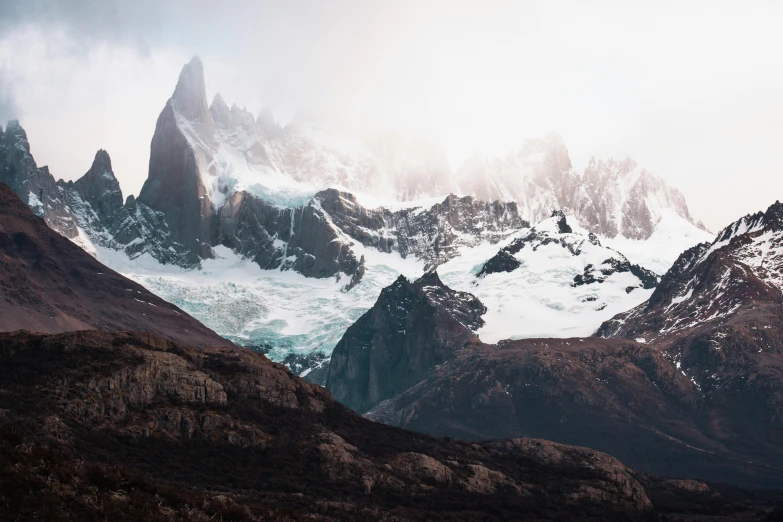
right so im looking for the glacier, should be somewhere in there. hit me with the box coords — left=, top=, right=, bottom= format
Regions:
left=85, top=209, right=712, bottom=371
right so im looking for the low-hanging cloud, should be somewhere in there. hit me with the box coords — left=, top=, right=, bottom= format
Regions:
left=1, top=0, right=783, bottom=232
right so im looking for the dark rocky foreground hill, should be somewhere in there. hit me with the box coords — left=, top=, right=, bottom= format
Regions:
left=0, top=182, right=230, bottom=348
left=1, top=329, right=780, bottom=521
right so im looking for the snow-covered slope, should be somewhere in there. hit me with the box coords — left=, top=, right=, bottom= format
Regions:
left=601, top=210, right=714, bottom=275
left=439, top=212, right=660, bottom=342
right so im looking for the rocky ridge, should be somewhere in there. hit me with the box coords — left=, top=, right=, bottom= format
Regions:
left=1, top=329, right=777, bottom=520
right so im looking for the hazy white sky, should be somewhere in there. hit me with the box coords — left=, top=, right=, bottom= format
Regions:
left=1, top=0, right=782, bottom=231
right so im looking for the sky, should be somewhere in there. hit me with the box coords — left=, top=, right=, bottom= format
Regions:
left=1, top=0, right=782, bottom=232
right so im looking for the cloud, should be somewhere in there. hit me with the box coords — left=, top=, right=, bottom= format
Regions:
left=1, top=1, right=783, bottom=231
left=0, top=75, right=20, bottom=124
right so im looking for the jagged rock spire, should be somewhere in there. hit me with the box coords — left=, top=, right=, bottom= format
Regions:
left=171, top=56, right=210, bottom=123
left=73, top=149, right=123, bottom=221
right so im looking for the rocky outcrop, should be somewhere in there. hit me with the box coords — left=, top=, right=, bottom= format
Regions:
left=70, top=149, right=124, bottom=225
left=0, top=182, right=230, bottom=347
left=0, top=121, right=79, bottom=238
left=326, top=271, right=486, bottom=413
left=215, top=190, right=360, bottom=277
left=0, top=329, right=769, bottom=520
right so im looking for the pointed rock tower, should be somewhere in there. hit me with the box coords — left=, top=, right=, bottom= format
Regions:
left=138, top=56, right=215, bottom=261
left=72, top=149, right=124, bottom=224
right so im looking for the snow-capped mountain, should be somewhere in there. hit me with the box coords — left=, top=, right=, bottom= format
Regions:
left=456, top=135, right=706, bottom=239
left=437, top=211, right=661, bottom=342
left=0, top=56, right=714, bottom=379
left=590, top=201, right=783, bottom=480
left=322, top=201, right=783, bottom=488
left=268, top=123, right=455, bottom=201
left=599, top=200, right=783, bottom=345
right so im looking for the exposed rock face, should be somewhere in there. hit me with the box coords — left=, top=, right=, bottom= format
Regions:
left=1, top=329, right=769, bottom=520
left=326, top=271, right=486, bottom=413
left=315, top=189, right=528, bottom=265
left=0, top=182, right=230, bottom=347
left=0, top=121, right=79, bottom=238
left=70, top=150, right=124, bottom=224
left=456, top=136, right=706, bottom=239
left=138, top=56, right=214, bottom=262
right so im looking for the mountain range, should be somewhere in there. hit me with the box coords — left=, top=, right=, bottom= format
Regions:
left=2, top=54, right=783, bottom=519
left=1, top=57, right=705, bottom=279
left=0, top=56, right=712, bottom=372
left=3, top=175, right=779, bottom=520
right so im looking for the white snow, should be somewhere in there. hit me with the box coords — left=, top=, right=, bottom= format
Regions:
left=69, top=226, right=98, bottom=257
left=670, top=288, right=693, bottom=306
left=602, top=210, right=714, bottom=274
left=94, top=244, right=423, bottom=362
left=439, top=214, right=655, bottom=343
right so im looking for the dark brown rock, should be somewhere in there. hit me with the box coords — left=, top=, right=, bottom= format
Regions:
left=0, top=182, right=230, bottom=347
left=0, top=329, right=775, bottom=520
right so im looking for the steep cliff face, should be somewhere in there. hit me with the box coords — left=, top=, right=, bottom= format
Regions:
left=71, top=150, right=124, bottom=225
left=138, top=56, right=214, bottom=261
left=216, top=190, right=360, bottom=278
left=326, top=271, right=486, bottom=413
